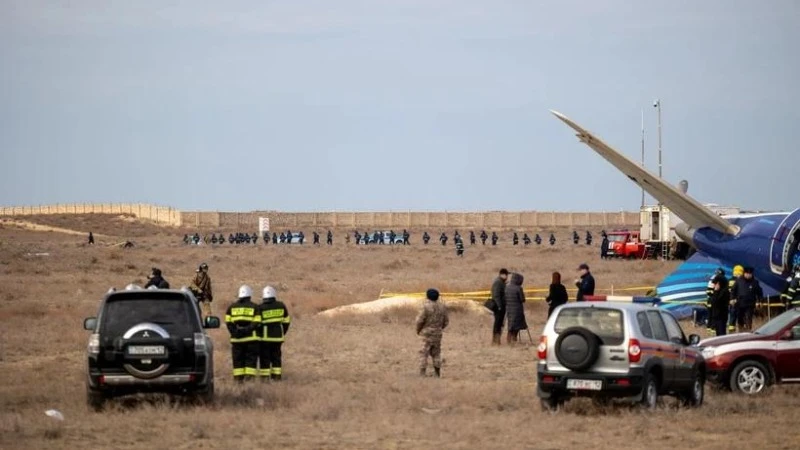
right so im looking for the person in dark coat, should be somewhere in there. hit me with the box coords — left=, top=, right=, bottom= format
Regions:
left=730, top=267, right=762, bottom=331
left=480, top=230, right=488, bottom=245
left=512, top=232, right=519, bottom=246
left=545, top=272, right=568, bottom=318
left=575, top=263, right=595, bottom=301
left=534, top=234, right=542, bottom=245
left=88, top=232, right=95, bottom=245
left=469, top=231, right=476, bottom=245
left=422, top=232, right=430, bottom=245
left=572, top=231, right=579, bottom=244
left=585, top=231, right=593, bottom=245
left=490, top=269, right=509, bottom=345
left=145, top=267, right=170, bottom=289
left=491, top=232, right=498, bottom=246
left=327, top=230, right=333, bottom=245
left=455, top=239, right=464, bottom=257
left=709, top=275, right=730, bottom=336
left=504, top=273, right=528, bottom=344
left=523, top=233, right=531, bottom=246
left=549, top=233, right=556, bottom=246
left=600, top=236, right=610, bottom=259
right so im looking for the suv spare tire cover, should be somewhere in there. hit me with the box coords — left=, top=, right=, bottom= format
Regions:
left=122, top=323, right=171, bottom=379
left=555, top=327, right=602, bottom=372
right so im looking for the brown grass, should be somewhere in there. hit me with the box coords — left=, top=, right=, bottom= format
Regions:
left=1, top=215, right=798, bottom=449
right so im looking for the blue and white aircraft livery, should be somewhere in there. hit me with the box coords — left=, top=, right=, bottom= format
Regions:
left=551, top=110, right=800, bottom=305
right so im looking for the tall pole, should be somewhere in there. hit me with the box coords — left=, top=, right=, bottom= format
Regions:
left=640, top=109, right=645, bottom=208
left=654, top=99, right=663, bottom=249
left=656, top=100, right=662, bottom=179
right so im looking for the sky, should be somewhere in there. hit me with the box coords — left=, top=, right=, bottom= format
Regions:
left=1, top=0, right=798, bottom=212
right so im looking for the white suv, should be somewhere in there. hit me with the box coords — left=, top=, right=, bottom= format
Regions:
left=536, top=302, right=705, bottom=410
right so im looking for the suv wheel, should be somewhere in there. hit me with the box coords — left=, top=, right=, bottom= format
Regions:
left=540, top=396, right=565, bottom=412
left=640, top=373, right=658, bottom=409
left=680, top=373, right=704, bottom=407
left=554, top=327, right=601, bottom=372
left=730, top=360, right=770, bottom=395
left=86, top=387, right=106, bottom=412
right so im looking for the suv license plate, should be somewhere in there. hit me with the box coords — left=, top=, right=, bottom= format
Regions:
left=127, top=345, right=166, bottom=356
left=567, top=379, right=602, bottom=390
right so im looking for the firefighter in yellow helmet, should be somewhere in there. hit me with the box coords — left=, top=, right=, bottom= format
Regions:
left=727, top=265, right=744, bottom=332
left=225, top=285, right=261, bottom=382
left=258, top=286, right=291, bottom=381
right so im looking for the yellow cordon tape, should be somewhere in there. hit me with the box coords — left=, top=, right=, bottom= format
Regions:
left=380, top=286, right=656, bottom=302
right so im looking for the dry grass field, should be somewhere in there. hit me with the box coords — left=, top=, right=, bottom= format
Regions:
left=1, top=215, right=798, bottom=450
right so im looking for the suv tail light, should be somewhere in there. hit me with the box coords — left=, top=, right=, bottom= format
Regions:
left=628, top=338, right=642, bottom=363
left=88, top=333, right=100, bottom=355
left=193, top=333, right=207, bottom=352
left=537, top=336, right=547, bottom=360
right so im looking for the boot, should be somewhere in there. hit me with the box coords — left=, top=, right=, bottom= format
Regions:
left=419, top=368, right=427, bottom=377
left=492, top=334, right=501, bottom=346
left=434, top=367, right=441, bottom=378
left=271, top=374, right=282, bottom=382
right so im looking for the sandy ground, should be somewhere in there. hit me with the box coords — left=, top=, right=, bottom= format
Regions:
left=1, top=215, right=798, bottom=450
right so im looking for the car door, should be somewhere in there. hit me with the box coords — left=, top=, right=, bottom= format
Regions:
left=645, top=311, right=675, bottom=388
left=775, top=319, right=800, bottom=381
left=661, top=311, right=693, bottom=388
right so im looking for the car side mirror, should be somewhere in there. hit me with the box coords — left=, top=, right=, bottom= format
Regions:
left=688, top=334, right=701, bottom=346
left=84, top=317, right=97, bottom=331
left=204, top=316, right=221, bottom=329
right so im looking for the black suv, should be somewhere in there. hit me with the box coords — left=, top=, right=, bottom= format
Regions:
left=83, top=288, right=220, bottom=410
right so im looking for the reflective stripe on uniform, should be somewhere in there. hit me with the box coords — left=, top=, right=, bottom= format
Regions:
left=257, top=369, right=271, bottom=377
left=233, top=368, right=246, bottom=376
left=244, top=367, right=258, bottom=376
left=271, top=367, right=282, bottom=375
left=261, top=337, right=285, bottom=343
left=230, top=336, right=260, bottom=343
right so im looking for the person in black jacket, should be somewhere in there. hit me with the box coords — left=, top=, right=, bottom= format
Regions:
left=490, top=269, right=509, bottom=345
left=730, top=267, right=762, bottom=331
left=505, top=273, right=528, bottom=345
left=546, top=272, right=568, bottom=318
left=144, top=267, right=170, bottom=289
left=709, top=275, right=730, bottom=336
left=600, top=236, right=610, bottom=259
left=575, top=263, right=595, bottom=301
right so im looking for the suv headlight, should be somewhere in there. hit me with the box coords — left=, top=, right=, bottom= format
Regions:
left=700, top=347, right=716, bottom=360
left=194, top=333, right=207, bottom=352
left=88, top=334, right=100, bottom=355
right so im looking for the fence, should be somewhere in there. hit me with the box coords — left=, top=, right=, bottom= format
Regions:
left=0, top=203, right=181, bottom=226
left=181, top=210, right=640, bottom=229
left=0, top=204, right=640, bottom=229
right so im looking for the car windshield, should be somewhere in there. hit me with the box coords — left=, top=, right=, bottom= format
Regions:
left=607, top=235, right=627, bottom=242
left=554, top=308, right=625, bottom=345
left=101, top=295, right=197, bottom=337
left=753, top=309, right=800, bottom=336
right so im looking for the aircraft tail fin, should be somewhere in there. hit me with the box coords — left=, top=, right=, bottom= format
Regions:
left=550, top=110, right=738, bottom=236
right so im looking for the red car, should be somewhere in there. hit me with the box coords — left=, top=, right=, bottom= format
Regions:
left=698, top=308, right=800, bottom=394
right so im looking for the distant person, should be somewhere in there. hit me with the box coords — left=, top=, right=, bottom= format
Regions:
left=272, top=233, right=278, bottom=245
left=403, top=229, right=410, bottom=245
left=423, top=232, right=430, bottom=245
left=145, top=267, right=170, bottom=289
left=190, top=262, right=214, bottom=317
left=505, top=273, right=528, bottom=345
left=298, top=231, right=305, bottom=245
left=440, top=233, right=448, bottom=246
left=183, top=234, right=190, bottom=245
left=575, top=263, right=595, bottom=302
left=210, top=234, right=218, bottom=245
left=491, top=232, right=498, bottom=246
left=415, top=289, right=449, bottom=378
left=585, top=231, right=593, bottom=245
left=709, top=274, right=730, bottom=336
left=549, top=233, right=556, bottom=246
left=704, top=268, right=725, bottom=332
left=480, top=230, right=488, bottom=245
left=545, top=272, right=568, bottom=318
left=600, top=230, right=608, bottom=239
left=327, top=230, right=333, bottom=245
left=313, top=232, right=320, bottom=245
left=354, top=231, right=361, bottom=245
left=730, top=266, right=762, bottom=332
left=727, top=265, right=744, bottom=332
left=512, top=232, right=519, bottom=246
left=490, top=269, right=508, bottom=345
left=572, top=231, right=579, bottom=244
left=88, top=231, right=95, bottom=245
left=229, top=233, right=235, bottom=245
left=534, top=234, right=542, bottom=245
left=455, top=239, right=464, bottom=257
left=345, top=233, right=351, bottom=244
left=469, top=231, right=476, bottom=245
left=600, top=236, right=610, bottom=259
left=523, top=233, right=531, bottom=246
left=251, top=233, right=258, bottom=244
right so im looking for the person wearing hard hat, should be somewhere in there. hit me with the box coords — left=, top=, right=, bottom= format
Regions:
left=257, top=286, right=291, bottom=381
left=190, top=263, right=213, bottom=318
left=727, top=265, right=744, bottom=332
left=730, top=267, right=763, bottom=332
left=225, top=285, right=261, bottom=382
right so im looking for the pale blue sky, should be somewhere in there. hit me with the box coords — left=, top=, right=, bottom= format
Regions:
left=1, top=1, right=797, bottom=212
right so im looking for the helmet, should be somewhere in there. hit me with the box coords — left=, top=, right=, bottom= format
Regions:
left=714, top=267, right=724, bottom=276
left=733, top=265, right=744, bottom=277
left=147, top=285, right=158, bottom=290
left=125, top=284, right=141, bottom=291
left=238, top=285, right=253, bottom=299
left=262, top=286, right=277, bottom=299
left=199, top=262, right=209, bottom=271
left=107, top=287, right=116, bottom=294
